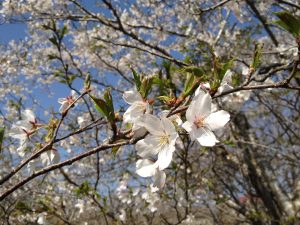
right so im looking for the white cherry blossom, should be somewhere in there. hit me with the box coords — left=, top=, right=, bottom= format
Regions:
left=136, top=159, right=166, bottom=189
left=123, top=89, right=150, bottom=124
left=196, top=70, right=233, bottom=96
left=40, top=149, right=60, bottom=166
left=182, top=89, right=230, bottom=147
left=136, top=114, right=178, bottom=170
left=58, top=90, right=77, bottom=113
left=8, top=109, right=38, bottom=156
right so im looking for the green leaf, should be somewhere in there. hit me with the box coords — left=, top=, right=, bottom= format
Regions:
left=180, top=66, right=205, bottom=77
left=130, top=67, right=142, bottom=91
left=251, top=43, right=264, bottom=69
left=0, top=127, right=5, bottom=152
left=84, top=73, right=91, bottom=89
left=103, top=88, right=115, bottom=122
left=47, top=54, right=59, bottom=60
left=274, top=11, right=300, bottom=37
left=112, top=146, right=120, bottom=158
left=140, top=76, right=153, bottom=98
left=49, top=36, right=58, bottom=46
left=183, top=73, right=196, bottom=96
left=60, top=26, right=68, bottom=38
left=90, top=95, right=109, bottom=118
left=75, top=181, right=91, bottom=196
left=157, top=95, right=172, bottom=103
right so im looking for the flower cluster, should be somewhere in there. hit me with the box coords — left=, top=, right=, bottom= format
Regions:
left=123, top=87, right=230, bottom=189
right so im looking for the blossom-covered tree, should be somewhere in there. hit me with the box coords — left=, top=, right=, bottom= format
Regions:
left=1, top=0, right=300, bottom=224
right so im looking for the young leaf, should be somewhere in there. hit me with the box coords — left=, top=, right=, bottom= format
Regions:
left=180, top=66, right=205, bottom=77
left=130, top=67, right=141, bottom=91
left=103, top=88, right=115, bottom=122
left=49, top=36, right=58, bottom=46
left=183, top=73, right=196, bottom=96
left=251, top=43, right=264, bottom=69
left=274, top=11, right=300, bottom=37
left=140, top=76, right=153, bottom=99
left=60, top=26, right=68, bottom=39
left=89, top=95, right=109, bottom=118
left=112, top=145, right=121, bottom=158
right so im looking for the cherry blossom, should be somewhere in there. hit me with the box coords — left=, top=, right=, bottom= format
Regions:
left=182, top=89, right=230, bottom=146
left=123, top=89, right=150, bottom=125
left=136, top=159, right=166, bottom=189
left=40, top=149, right=60, bottom=166
left=196, top=70, right=233, bottom=95
left=136, top=114, right=178, bottom=170
left=8, top=109, right=38, bottom=156
left=58, top=90, right=77, bottom=113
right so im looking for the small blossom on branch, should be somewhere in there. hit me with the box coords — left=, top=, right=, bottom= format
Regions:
left=182, top=89, right=230, bottom=146
left=136, top=114, right=178, bottom=170
left=58, top=90, right=77, bottom=113
left=8, top=109, right=39, bottom=156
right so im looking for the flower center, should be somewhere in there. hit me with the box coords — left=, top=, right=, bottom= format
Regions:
left=159, top=134, right=170, bottom=145
left=66, top=96, right=74, bottom=104
left=194, top=116, right=205, bottom=128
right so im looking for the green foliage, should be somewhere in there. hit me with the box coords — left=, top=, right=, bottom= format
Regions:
left=157, top=95, right=173, bottom=103
left=210, top=57, right=234, bottom=90
left=274, top=11, right=300, bottom=37
left=183, top=72, right=197, bottom=97
left=15, top=201, right=31, bottom=212
left=112, top=145, right=121, bottom=158
left=90, top=88, right=115, bottom=122
left=103, top=88, right=115, bottom=122
left=130, top=67, right=153, bottom=98
left=130, top=67, right=142, bottom=91
left=251, top=43, right=264, bottom=70
left=75, top=181, right=92, bottom=196
left=90, top=95, right=109, bottom=118
left=180, top=66, right=205, bottom=77
left=139, top=76, right=153, bottom=99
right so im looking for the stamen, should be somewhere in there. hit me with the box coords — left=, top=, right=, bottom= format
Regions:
left=194, top=116, right=205, bottom=128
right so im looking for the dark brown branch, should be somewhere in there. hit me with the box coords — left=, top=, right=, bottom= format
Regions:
left=245, top=0, right=279, bottom=47
left=0, top=137, right=140, bottom=201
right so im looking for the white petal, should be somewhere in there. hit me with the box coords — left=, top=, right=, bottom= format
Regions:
left=59, top=102, right=69, bottom=113
left=22, top=109, right=35, bottom=122
left=135, top=136, right=160, bottom=158
left=8, top=127, right=27, bottom=139
left=123, top=90, right=143, bottom=104
left=157, top=145, right=174, bottom=170
left=137, top=114, right=164, bottom=135
left=222, top=70, right=233, bottom=84
left=153, top=170, right=166, bottom=189
left=123, top=104, right=146, bottom=123
left=136, top=159, right=157, bottom=177
left=132, top=126, right=147, bottom=138
left=195, top=83, right=210, bottom=96
left=161, top=117, right=176, bottom=135
left=217, top=83, right=233, bottom=94
left=71, top=90, right=77, bottom=98
left=16, top=120, right=32, bottom=130
left=182, top=121, right=193, bottom=133
left=27, top=159, right=37, bottom=174
left=58, top=98, right=66, bottom=104
left=159, top=110, right=182, bottom=126
left=17, top=139, right=28, bottom=157
left=204, top=110, right=230, bottom=131
left=195, top=128, right=219, bottom=147
left=40, top=152, right=50, bottom=166
left=186, top=90, right=211, bottom=121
